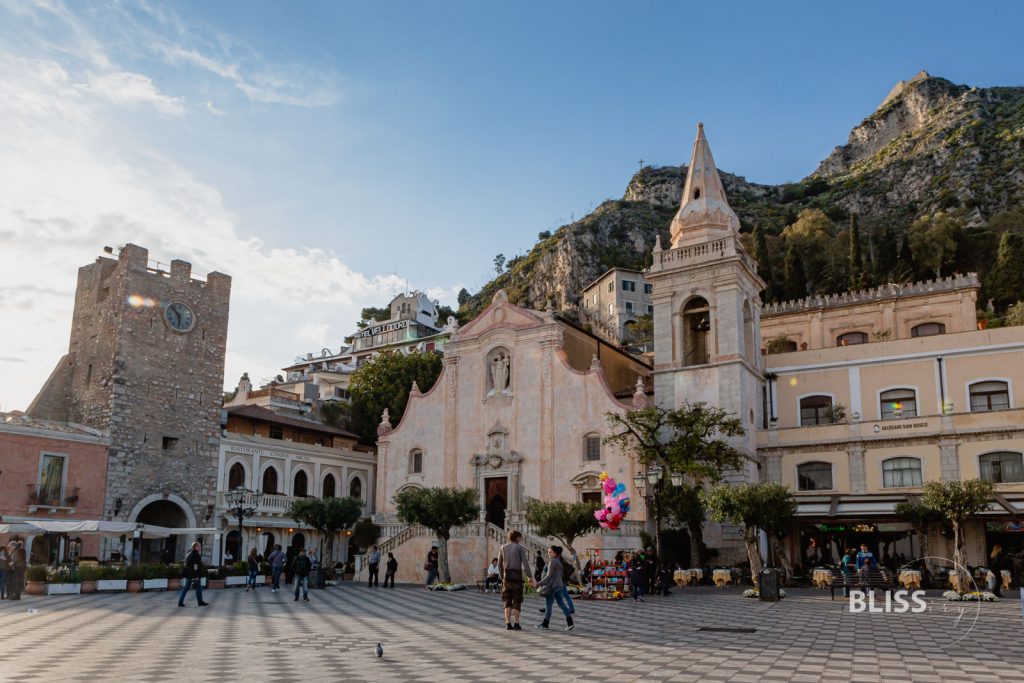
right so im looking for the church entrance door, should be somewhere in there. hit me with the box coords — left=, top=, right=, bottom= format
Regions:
left=485, top=477, right=508, bottom=529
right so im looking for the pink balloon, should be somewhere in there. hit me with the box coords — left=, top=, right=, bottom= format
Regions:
left=603, top=479, right=616, bottom=494
left=607, top=502, right=621, bottom=516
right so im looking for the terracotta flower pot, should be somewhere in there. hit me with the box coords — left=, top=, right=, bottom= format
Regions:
left=978, top=320, right=988, bottom=330
left=80, top=580, right=97, bottom=594
left=26, top=581, right=46, bottom=595
left=208, top=579, right=225, bottom=589
left=126, top=580, right=143, bottom=593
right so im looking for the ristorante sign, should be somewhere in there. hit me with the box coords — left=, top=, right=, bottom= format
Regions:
left=351, top=319, right=408, bottom=339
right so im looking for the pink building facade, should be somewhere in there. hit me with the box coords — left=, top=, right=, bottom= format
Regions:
left=0, top=413, right=110, bottom=562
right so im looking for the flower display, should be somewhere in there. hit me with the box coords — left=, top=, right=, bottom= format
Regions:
left=427, top=583, right=467, bottom=592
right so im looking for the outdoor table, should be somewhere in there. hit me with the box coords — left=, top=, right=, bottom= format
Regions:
left=898, top=570, right=922, bottom=589
left=812, top=569, right=832, bottom=588
left=712, top=569, right=732, bottom=587
left=673, top=569, right=703, bottom=586
left=1002, top=570, right=1012, bottom=591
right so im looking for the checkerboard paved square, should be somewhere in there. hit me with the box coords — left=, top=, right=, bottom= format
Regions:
left=2, top=585, right=1023, bottom=681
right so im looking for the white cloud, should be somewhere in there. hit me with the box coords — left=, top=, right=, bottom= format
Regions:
left=203, top=100, right=225, bottom=116
left=0, top=9, right=430, bottom=411
left=82, top=71, right=185, bottom=116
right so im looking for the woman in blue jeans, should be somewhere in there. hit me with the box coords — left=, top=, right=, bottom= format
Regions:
left=533, top=546, right=574, bottom=631
left=245, top=548, right=259, bottom=592
left=0, top=546, right=9, bottom=599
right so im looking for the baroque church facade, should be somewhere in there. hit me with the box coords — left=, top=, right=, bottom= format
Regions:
left=373, top=124, right=761, bottom=582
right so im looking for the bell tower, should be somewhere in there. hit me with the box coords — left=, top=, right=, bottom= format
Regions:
left=645, top=124, right=765, bottom=482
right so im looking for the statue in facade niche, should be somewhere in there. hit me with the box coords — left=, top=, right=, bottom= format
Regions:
left=490, top=352, right=510, bottom=393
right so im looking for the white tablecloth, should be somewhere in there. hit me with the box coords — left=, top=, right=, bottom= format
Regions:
left=712, top=569, right=732, bottom=587
left=812, top=569, right=832, bottom=588
left=898, top=570, right=922, bottom=589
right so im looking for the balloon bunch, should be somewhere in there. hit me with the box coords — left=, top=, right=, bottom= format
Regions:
left=594, top=471, right=631, bottom=530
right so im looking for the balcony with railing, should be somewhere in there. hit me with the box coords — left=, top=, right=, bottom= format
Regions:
left=216, top=491, right=368, bottom=517
left=27, top=484, right=80, bottom=511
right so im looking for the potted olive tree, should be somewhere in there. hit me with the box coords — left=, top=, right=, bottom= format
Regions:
left=206, top=567, right=225, bottom=590
left=125, top=564, right=145, bottom=592
left=78, top=565, right=99, bottom=593
left=25, top=565, right=48, bottom=595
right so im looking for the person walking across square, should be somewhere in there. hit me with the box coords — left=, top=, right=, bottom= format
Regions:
left=178, top=542, right=209, bottom=607
left=245, top=548, right=259, bottom=592
left=533, top=545, right=574, bottom=631
left=293, top=548, right=312, bottom=602
left=498, top=530, right=530, bottom=630
left=267, top=544, right=285, bottom=592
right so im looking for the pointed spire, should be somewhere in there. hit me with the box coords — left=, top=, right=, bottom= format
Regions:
left=670, top=123, right=740, bottom=248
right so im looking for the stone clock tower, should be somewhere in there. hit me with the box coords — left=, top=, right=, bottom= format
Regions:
left=29, top=244, right=231, bottom=560
left=645, top=123, right=765, bottom=487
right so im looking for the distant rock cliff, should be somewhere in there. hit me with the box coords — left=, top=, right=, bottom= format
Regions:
left=461, top=73, right=1024, bottom=319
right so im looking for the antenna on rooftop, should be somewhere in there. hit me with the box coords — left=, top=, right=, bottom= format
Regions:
left=638, top=159, right=644, bottom=173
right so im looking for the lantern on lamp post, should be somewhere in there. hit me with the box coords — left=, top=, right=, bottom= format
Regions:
left=226, top=486, right=261, bottom=562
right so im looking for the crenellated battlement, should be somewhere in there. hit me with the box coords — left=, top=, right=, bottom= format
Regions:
left=763, top=273, right=980, bottom=317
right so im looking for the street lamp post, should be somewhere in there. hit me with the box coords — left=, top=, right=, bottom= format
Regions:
left=226, top=486, right=261, bottom=563
left=634, top=466, right=685, bottom=562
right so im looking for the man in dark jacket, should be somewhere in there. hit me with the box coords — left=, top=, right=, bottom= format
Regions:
left=292, top=549, right=312, bottom=602
left=384, top=552, right=398, bottom=588
left=178, top=542, right=209, bottom=607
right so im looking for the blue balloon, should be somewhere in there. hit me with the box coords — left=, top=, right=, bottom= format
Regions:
left=613, top=482, right=626, bottom=496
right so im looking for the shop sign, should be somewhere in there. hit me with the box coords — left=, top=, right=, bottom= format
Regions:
left=871, top=420, right=931, bottom=434
left=987, top=521, right=1024, bottom=533
left=850, top=523, right=876, bottom=533
left=817, top=524, right=846, bottom=532
left=351, top=319, right=408, bottom=339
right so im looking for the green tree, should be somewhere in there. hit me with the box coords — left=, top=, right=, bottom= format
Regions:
left=494, top=253, right=506, bottom=274
left=352, top=517, right=381, bottom=553
left=626, top=313, right=654, bottom=345
left=751, top=224, right=775, bottom=301
left=921, top=479, right=994, bottom=592
left=436, top=304, right=457, bottom=323
left=604, top=403, right=745, bottom=560
left=394, top=487, right=480, bottom=583
left=286, top=497, right=363, bottom=566
left=873, top=225, right=898, bottom=283
left=849, top=213, right=864, bottom=289
left=987, top=209, right=1024, bottom=236
left=782, top=239, right=807, bottom=300
left=782, top=208, right=832, bottom=293
left=360, top=306, right=390, bottom=323
left=1005, top=301, right=1024, bottom=326
left=908, top=212, right=962, bottom=278
left=701, top=483, right=797, bottom=580
left=318, top=400, right=351, bottom=429
left=524, top=499, right=599, bottom=555
left=660, top=483, right=708, bottom=568
left=456, top=288, right=471, bottom=307
left=348, top=351, right=443, bottom=442
left=984, top=231, right=1024, bottom=311
left=893, top=499, right=943, bottom=561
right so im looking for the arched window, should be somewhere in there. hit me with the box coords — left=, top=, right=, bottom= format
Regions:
left=911, top=322, right=946, bottom=338
left=262, top=467, right=278, bottom=495
left=797, top=462, right=833, bottom=491
left=979, top=451, right=1024, bottom=484
left=882, top=457, right=923, bottom=488
left=349, top=477, right=363, bottom=500
left=409, top=448, right=423, bottom=474
left=293, top=470, right=308, bottom=497
left=836, top=331, right=868, bottom=346
left=880, top=388, right=917, bottom=420
left=682, top=297, right=711, bottom=367
left=227, top=462, right=245, bottom=490
left=970, top=381, right=1010, bottom=412
left=583, top=434, right=602, bottom=462
left=322, top=473, right=336, bottom=498
left=799, top=395, right=833, bottom=426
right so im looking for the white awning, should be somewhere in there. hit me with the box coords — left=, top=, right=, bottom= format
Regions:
left=0, top=519, right=216, bottom=537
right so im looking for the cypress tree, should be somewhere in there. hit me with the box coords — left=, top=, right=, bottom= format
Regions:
left=898, top=234, right=916, bottom=276
left=751, top=224, right=775, bottom=301
left=986, top=231, right=1024, bottom=311
left=783, top=240, right=807, bottom=301
left=849, top=213, right=863, bottom=289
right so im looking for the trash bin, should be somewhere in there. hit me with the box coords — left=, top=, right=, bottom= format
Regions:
left=759, top=568, right=780, bottom=601
left=310, top=567, right=324, bottom=589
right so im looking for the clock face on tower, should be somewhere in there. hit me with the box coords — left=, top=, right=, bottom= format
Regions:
left=163, top=301, right=196, bottom=332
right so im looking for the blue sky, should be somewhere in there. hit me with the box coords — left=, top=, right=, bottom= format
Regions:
left=1, top=0, right=1022, bottom=410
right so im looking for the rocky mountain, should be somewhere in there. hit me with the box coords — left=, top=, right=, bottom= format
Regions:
left=461, top=73, right=1024, bottom=319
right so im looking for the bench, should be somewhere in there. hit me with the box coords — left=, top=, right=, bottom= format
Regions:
left=476, top=568, right=501, bottom=593
left=827, top=568, right=895, bottom=600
